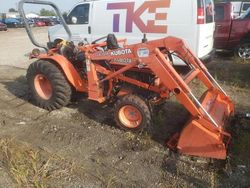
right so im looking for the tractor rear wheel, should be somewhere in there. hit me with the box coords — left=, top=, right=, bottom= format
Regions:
left=114, top=95, right=151, bottom=132
left=26, top=60, right=72, bottom=111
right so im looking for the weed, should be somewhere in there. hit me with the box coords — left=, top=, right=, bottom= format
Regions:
left=153, top=109, right=166, bottom=126
left=0, top=138, right=47, bottom=187
left=95, top=169, right=117, bottom=188
left=207, top=59, right=250, bottom=88
left=139, top=132, right=154, bottom=149
left=233, top=56, right=250, bottom=65
left=124, top=132, right=136, bottom=141
left=0, top=138, right=77, bottom=187
left=106, top=174, right=117, bottom=188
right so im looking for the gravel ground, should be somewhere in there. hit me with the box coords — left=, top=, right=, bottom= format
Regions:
left=0, top=27, right=48, bottom=69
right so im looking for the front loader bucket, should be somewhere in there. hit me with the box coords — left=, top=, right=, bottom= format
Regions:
left=177, top=89, right=234, bottom=159
left=144, top=36, right=235, bottom=159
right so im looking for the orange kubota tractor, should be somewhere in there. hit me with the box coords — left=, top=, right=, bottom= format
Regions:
left=19, top=0, right=234, bottom=159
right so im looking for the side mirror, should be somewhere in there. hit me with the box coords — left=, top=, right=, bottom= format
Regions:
left=71, top=16, right=77, bottom=24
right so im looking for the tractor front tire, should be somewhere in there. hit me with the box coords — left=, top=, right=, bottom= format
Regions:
left=114, top=95, right=151, bottom=132
left=26, top=60, right=72, bottom=111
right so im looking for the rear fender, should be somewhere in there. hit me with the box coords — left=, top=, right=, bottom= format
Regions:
left=38, top=54, right=87, bottom=92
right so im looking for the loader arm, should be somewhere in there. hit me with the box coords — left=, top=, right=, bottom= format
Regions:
left=87, top=36, right=234, bottom=159
left=137, top=37, right=234, bottom=159
left=146, top=37, right=234, bottom=159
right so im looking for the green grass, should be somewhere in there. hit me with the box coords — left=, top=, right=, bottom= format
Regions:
left=208, top=55, right=250, bottom=186
left=232, top=131, right=250, bottom=163
left=207, top=57, right=250, bottom=88
left=229, top=119, right=250, bottom=164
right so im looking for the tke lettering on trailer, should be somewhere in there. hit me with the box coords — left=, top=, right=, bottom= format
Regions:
left=107, top=0, right=170, bottom=33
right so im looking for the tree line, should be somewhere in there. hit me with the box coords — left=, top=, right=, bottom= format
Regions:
left=8, top=8, right=57, bottom=16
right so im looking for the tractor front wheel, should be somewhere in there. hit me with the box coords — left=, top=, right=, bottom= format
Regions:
left=26, top=60, right=72, bottom=111
left=114, top=95, right=151, bottom=132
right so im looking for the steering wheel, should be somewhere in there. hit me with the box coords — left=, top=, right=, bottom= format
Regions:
left=91, top=36, right=107, bottom=44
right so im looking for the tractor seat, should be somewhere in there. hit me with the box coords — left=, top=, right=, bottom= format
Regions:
left=107, top=34, right=119, bottom=50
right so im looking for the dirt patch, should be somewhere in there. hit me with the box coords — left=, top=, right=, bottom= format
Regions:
left=0, top=28, right=48, bottom=69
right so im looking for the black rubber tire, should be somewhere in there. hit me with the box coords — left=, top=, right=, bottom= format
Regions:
left=26, top=60, right=72, bottom=111
left=114, top=95, right=151, bottom=132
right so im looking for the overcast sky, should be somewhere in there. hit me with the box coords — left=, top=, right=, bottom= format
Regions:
left=0, top=0, right=81, bottom=13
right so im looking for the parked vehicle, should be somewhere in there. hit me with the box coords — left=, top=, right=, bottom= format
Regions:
left=16, top=18, right=25, bottom=27
left=231, top=1, right=250, bottom=18
left=0, top=21, right=7, bottom=31
left=51, top=17, right=61, bottom=25
left=48, top=0, right=215, bottom=64
left=214, top=2, right=250, bottom=59
left=34, top=19, right=46, bottom=27
left=28, top=19, right=35, bottom=27
left=39, top=18, right=55, bottom=26
left=2, top=18, right=22, bottom=28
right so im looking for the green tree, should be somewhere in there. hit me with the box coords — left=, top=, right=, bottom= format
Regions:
left=62, top=11, right=68, bottom=17
left=39, top=8, right=56, bottom=16
left=9, top=8, right=17, bottom=12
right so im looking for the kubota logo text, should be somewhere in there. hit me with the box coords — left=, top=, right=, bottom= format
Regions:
left=107, top=0, right=171, bottom=33
left=111, top=49, right=132, bottom=56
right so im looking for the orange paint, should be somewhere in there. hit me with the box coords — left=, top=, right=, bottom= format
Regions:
left=38, top=54, right=87, bottom=92
left=34, top=74, right=52, bottom=100
left=118, top=105, right=142, bottom=128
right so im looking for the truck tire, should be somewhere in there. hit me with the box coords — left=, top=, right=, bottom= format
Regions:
left=114, top=95, right=151, bottom=132
left=26, top=60, right=72, bottom=111
left=235, top=42, right=250, bottom=59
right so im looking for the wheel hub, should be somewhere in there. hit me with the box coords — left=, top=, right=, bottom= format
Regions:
left=238, top=44, right=250, bottom=59
left=119, top=105, right=142, bottom=128
left=34, top=74, right=52, bottom=100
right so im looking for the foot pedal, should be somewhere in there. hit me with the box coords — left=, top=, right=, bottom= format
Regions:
left=166, top=133, right=180, bottom=151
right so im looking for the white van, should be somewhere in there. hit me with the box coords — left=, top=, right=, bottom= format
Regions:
left=48, top=0, right=215, bottom=62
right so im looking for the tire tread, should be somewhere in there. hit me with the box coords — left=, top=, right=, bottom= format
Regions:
left=26, top=60, right=72, bottom=111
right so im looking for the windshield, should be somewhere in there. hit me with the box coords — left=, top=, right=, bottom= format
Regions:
left=239, top=7, right=250, bottom=19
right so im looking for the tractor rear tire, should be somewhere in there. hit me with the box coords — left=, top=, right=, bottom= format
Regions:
left=26, top=60, right=72, bottom=111
left=114, top=95, right=151, bottom=132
